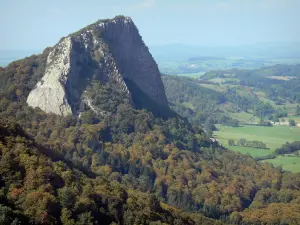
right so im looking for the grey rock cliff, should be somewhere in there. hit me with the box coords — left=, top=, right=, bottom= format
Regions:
left=27, top=16, right=169, bottom=116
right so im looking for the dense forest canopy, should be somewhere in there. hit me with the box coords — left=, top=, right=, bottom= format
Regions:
left=1, top=47, right=300, bottom=225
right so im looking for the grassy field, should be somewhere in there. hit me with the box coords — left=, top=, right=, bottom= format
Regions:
left=226, top=111, right=259, bottom=123
left=177, top=72, right=205, bottom=78
left=214, top=124, right=300, bottom=172
left=284, top=103, right=299, bottom=115
left=199, top=83, right=228, bottom=92
left=228, top=146, right=271, bottom=157
left=182, top=102, right=195, bottom=110
left=214, top=124, right=300, bottom=151
left=257, top=96, right=277, bottom=107
left=266, top=76, right=295, bottom=81
left=263, top=155, right=300, bottom=173
left=283, top=116, right=300, bottom=123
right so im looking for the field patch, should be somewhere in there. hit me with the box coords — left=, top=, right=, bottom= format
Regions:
left=226, top=112, right=259, bottom=123
left=198, top=83, right=228, bottom=92
left=176, top=72, right=205, bottom=78
left=266, top=76, right=295, bottom=81
left=214, top=124, right=300, bottom=172
left=263, top=155, right=300, bottom=173
left=214, top=124, right=300, bottom=151
left=282, top=116, right=300, bottom=123
left=229, top=146, right=271, bottom=157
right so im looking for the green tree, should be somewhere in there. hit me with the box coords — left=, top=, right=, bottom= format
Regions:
left=61, top=208, right=75, bottom=225
left=289, top=119, right=296, bottom=127
left=228, top=140, right=235, bottom=146
left=296, top=105, right=300, bottom=116
left=58, top=188, right=76, bottom=209
left=76, top=212, right=93, bottom=225
left=0, top=205, right=21, bottom=225
left=149, top=194, right=162, bottom=212
left=237, top=138, right=247, bottom=147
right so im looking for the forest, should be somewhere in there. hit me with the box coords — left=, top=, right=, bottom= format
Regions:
left=201, top=64, right=300, bottom=103
left=162, top=75, right=280, bottom=133
left=1, top=51, right=300, bottom=225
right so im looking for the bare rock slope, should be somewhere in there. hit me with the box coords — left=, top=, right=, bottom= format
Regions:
left=27, top=16, right=169, bottom=116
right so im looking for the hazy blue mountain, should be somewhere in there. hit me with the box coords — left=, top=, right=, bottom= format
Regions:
left=149, top=42, right=300, bottom=61
left=0, top=50, right=41, bottom=66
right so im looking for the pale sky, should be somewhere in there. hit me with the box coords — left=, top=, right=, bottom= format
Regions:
left=0, top=0, right=299, bottom=50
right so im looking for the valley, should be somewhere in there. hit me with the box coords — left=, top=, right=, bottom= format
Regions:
left=1, top=10, right=300, bottom=225
left=162, top=64, right=300, bottom=173
left=150, top=43, right=300, bottom=75
left=214, top=124, right=300, bottom=173
left=215, top=124, right=300, bottom=152
left=157, top=57, right=300, bottom=76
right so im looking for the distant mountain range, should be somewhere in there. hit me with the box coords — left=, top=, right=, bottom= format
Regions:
left=149, top=43, right=300, bottom=61
left=2, top=42, right=300, bottom=67
left=0, top=50, right=41, bottom=66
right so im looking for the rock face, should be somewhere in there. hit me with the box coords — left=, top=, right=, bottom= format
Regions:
left=27, top=16, right=169, bottom=116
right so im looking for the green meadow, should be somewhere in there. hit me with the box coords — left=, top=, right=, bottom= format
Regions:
left=214, top=124, right=300, bottom=172
left=228, top=146, right=271, bottom=157
left=214, top=124, right=300, bottom=151
left=176, top=72, right=205, bottom=78
left=263, top=155, right=300, bottom=173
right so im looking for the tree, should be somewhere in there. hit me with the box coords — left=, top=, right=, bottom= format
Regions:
left=289, top=119, right=296, bottom=127
left=76, top=212, right=93, bottom=225
left=237, top=138, right=247, bottom=147
left=80, top=110, right=95, bottom=124
left=149, top=194, right=162, bottom=212
left=296, top=105, right=300, bottom=116
left=228, top=140, right=235, bottom=146
left=58, top=188, right=76, bottom=209
left=61, top=208, right=75, bottom=225
left=206, top=129, right=213, bottom=138
left=0, top=205, right=22, bottom=225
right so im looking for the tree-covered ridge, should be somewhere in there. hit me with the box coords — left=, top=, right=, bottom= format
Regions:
left=1, top=51, right=300, bottom=224
left=162, top=75, right=226, bottom=125
left=162, top=75, right=276, bottom=130
left=0, top=48, right=50, bottom=103
left=201, top=64, right=300, bottom=103
left=0, top=119, right=222, bottom=225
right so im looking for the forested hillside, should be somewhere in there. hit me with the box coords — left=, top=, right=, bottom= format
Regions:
left=1, top=43, right=300, bottom=224
left=162, top=75, right=275, bottom=135
left=163, top=64, right=300, bottom=128
left=162, top=64, right=300, bottom=174
left=202, top=64, right=300, bottom=102
left=0, top=119, right=222, bottom=225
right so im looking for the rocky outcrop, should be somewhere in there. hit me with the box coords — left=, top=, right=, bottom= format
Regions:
left=26, top=38, right=73, bottom=116
left=26, top=16, right=169, bottom=116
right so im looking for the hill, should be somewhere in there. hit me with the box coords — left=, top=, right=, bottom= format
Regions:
left=1, top=16, right=300, bottom=224
left=25, top=16, right=169, bottom=118
left=149, top=43, right=300, bottom=75
left=162, top=64, right=300, bottom=173
left=163, top=64, right=300, bottom=127
left=0, top=119, right=221, bottom=225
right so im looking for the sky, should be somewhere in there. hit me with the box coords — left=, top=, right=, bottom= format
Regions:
left=0, top=0, right=299, bottom=50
